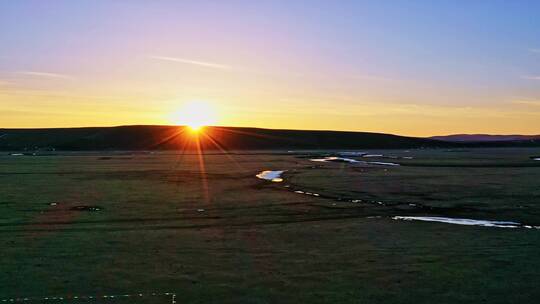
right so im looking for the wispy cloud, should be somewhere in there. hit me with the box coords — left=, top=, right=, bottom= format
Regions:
left=150, top=56, right=231, bottom=70
left=349, top=74, right=393, bottom=81
left=529, top=48, right=540, bottom=54
left=16, top=71, right=73, bottom=79
left=511, top=100, right=540, bottom=107
left=521, top=75, right=540, bottom=80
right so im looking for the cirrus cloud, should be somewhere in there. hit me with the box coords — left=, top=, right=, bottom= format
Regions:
left=150, top=56, right=231, bottom=70
left=16, top=71, right=73, bottom=80
left=511, top=99, right=540, bottom=107
left=521, top=75, right=540, bottom=80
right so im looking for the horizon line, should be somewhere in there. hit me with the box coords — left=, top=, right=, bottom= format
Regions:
left=1, top=124, right=539, bottom=138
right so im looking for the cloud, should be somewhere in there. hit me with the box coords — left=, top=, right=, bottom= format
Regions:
left=511, top=100, right=540, bottom=107
left=150, top=56, right=231, bottom=70
left=16, top=71, right=73, bottom=79
left=349, top=74, right=392, bottom=81
left=529, top=48, right=540, bottom=54
left=521, top=75, right=540, bottom=80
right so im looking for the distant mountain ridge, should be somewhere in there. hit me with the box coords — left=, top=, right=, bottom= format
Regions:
left=431, top=134, right=540, bottom=142
left=0, top=126, right=538, bottom=151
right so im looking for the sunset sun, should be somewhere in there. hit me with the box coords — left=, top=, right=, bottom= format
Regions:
left=172, top=101, right=218, bottom=131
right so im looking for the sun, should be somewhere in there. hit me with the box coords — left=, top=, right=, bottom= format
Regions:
left=188, top=124, right=203, bottom=132
left=172, top=101, right=218, bottom=131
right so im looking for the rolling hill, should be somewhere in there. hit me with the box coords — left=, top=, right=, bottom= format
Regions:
left=431, top=134, right=540, bottom=142
left=1, top=126, right=539, bottom=151
left=0, top=125, right=450, bottom=151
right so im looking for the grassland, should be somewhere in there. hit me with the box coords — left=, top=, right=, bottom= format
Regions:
left=1, top=148, right=540, bottom=303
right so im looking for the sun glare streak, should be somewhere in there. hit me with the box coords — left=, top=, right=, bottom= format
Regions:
left=201, top=131, right=247, bottom=172
left=148, top=127, right=188, bottom=149
left=212, top=126, right=288, bottom=141
left=194, top=133, right=210, bottom=206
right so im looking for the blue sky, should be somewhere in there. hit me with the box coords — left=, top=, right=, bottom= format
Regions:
left=1, top=1, right=539, bottom=135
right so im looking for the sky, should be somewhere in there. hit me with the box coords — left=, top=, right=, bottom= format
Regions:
left=1, top=0, right=539, bottom=136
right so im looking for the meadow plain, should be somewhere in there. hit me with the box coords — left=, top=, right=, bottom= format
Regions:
left=1, top=148, right=540, bottom=303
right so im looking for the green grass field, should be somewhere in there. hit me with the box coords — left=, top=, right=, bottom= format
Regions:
left=1, top=148, right=540, bottom=303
